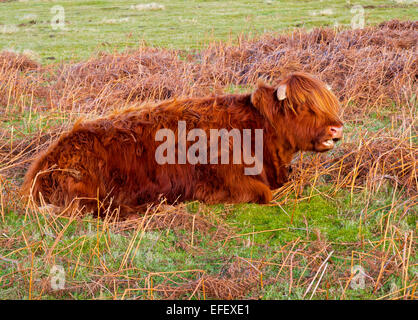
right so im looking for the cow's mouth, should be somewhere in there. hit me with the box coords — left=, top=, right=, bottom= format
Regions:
left=322, top=139, right=335, bottom=149
left=316, top=137, right=340, bottom=151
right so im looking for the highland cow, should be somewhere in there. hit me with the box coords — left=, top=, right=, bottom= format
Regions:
left=22, top=72, right=343, bottom=217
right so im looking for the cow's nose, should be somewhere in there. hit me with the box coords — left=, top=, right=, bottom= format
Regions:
left=329, top=126, right=343, bottom=141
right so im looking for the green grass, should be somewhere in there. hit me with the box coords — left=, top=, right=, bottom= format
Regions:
left=0, top=0, right=417, bottom=63
left=1, top=187, right=415, bottom=299
left=2, top=110, right=69, bottom=138
left=229, top=196, right=361, bottom=244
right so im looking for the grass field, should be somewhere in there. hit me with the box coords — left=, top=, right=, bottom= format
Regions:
left=1, top=0, right=417, bottom=62
left=0, top=0, right=417, bottom=300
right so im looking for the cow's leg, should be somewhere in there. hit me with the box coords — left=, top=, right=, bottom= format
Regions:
left=194, top=176, right=272, bottom=204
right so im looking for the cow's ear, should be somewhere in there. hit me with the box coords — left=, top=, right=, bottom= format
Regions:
left=251, top=81, right=277, bottom=126
left=276, top=84, right=287, bottom=100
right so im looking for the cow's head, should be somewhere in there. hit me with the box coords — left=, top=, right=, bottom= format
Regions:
left=251, top=72, right=343, bottom=152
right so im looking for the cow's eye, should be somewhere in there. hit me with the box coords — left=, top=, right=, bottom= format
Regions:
left=299, top=106, right=313, bottom=115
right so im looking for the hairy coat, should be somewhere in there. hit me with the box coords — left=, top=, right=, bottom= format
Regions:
left=22, top=72, right=343, bottom=216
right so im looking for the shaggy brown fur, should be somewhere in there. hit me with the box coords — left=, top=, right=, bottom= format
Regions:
left=22, top=72, right=343, bottom=216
